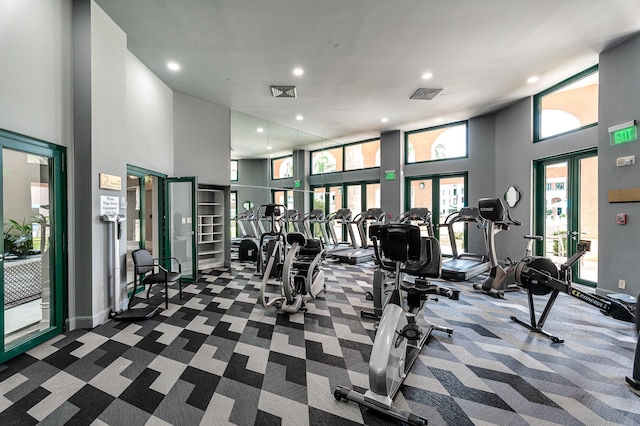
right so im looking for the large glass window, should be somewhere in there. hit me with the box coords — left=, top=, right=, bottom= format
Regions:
left=534, top=66, right=599, bottom=141
left=271, top=156, right=293, bottom=180
left=345, top=139, right=380, bottom=171
left=272, top=190, right=294, bottom=209
left=230, top=160, right=238, bottom=181
left=406, top=121, right=467, bottom=164
left=311, top=147, right=342, bottom=174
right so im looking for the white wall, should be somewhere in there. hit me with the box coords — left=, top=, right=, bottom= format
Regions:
left=0, top=0, right=73, bottom=145
left=126, top=53, right=174, bottom=173
left=173, top=92, right=231, bottom=185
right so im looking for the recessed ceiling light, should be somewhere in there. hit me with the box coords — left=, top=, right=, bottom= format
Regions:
left=167, top=62, right=180, bottom=71
left=293, top=67, right=304, bottom=76
left=267, top=145, right=272, bottom=150
left=422, top=72, right=433, bottom=80
left=381, top=117, right=389, bottom=123
left=527, top=76, right=539, bottom=84
left=296, top=115, right=303, bottom=121
left=435, top=118, right=443, bottom=123
left=257, top=127, right=264, bottom=133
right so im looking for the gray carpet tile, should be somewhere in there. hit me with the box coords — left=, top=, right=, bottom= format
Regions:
left=1, top=258, right=639, bottom=426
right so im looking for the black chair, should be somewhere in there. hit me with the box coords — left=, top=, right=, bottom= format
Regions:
left=130, top=249, right=182, bottom=309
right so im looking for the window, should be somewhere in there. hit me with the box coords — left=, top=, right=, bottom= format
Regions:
left=345, top=139, right=380, bottom=171
left=534, top=66, right=599, bottom=141
left=311, top=147, right=342, bottom=175
left=231, top=160, right=238, bottom=181
left=271, top=155, right=293, bottom=180
left=405, top=122, right=467, bottom=164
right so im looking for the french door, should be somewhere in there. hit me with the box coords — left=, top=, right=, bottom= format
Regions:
left=405, top=173, right=467, bottom=255
left=534, top=149, right=597, bottom=286
left=166, top=177, right=197, bottom=281
left=1, top=130, right=66, bottom=363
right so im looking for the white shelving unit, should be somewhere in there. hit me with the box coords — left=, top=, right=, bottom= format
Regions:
left=197, top=184, right=226, bottom=270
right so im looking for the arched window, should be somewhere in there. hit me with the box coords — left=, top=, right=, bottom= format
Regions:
left=312, top=152, right=338, bottom=174
left=406, top=122, right=467, bottom=163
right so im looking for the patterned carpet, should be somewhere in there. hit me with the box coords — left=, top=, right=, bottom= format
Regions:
left=0, top=259, right=639, bottom=426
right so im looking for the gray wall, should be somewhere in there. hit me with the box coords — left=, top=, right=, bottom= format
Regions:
left=173, top=92, right=231, bottom=185
left=379, top=130, right=403, bottom=221
left=494, top=99, right=597, bottom=261
left=233, top=159, right=272, bottom=226
left=405, top=116, right=497, bottom=254
left=598, top=34, right=640, bottom=298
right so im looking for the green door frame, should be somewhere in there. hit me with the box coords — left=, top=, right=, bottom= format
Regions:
left=533, top=148, right=597, bottom=287
left=126, top=165, right=168, bottom=256
left=310, top=180, right=380, bottom=241
left=0, top=129, right=67, bottom=364
left=404, top=172, right=468, bottom=247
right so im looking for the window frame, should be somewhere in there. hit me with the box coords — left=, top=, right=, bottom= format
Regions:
left=343, top=138, right=381, bottom=172
left=310, top=138, right=381, bottom=176
left=270, top=155, right=293, bottom=180
left=533, top=65, right=599, bottom=143
left=230, top=160, right=238, bottom=182
left=404, top=120, right=469, bottom=165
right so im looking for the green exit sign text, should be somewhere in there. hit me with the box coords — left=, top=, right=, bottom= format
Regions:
left=609, top=120, right=638, bottom=146
left=385, top=170, right=396, bottom=180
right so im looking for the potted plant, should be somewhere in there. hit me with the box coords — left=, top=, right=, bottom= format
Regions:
left=3, top=218, right=34, bottom=258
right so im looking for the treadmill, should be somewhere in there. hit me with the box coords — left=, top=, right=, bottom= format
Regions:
left=440, top=206, right=491, bottom=281
left=302, top=209, right=330, bottom=243
left=325, top=208, right=360, bottom=257
left=334, top=208, right=385, bottom=264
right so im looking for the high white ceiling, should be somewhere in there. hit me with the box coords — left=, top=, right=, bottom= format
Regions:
left=95, top=0, right=640, bottom=159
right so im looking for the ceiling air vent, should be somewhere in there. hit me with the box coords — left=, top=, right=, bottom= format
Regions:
left=270, top=85, right=297, bottom=98
left=410, top=88, right=442, bottom=100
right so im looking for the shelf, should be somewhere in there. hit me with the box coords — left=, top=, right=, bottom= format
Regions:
left=196, top=184, right=227, bottom=271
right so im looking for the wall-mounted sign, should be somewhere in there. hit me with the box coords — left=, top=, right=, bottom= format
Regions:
left=608, top=120, right=638, bottom=146
left=100, top=195, right=120, bottom=216
left=294, top=180, right=302, bottom=188
left=99, top=173, right=122, bottom=190
left=385, top=169, right=396, bottom=180
left=608, top=188, right=640, bottom=203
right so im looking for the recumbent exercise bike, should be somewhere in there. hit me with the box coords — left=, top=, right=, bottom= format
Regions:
left=334, top=223, right=457, bottom=425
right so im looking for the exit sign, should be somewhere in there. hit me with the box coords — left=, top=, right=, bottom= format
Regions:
left=385, top=170, right=396, bottom=180
left=609, top=120, right=638, bottom=146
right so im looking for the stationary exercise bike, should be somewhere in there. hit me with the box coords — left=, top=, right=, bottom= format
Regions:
left=334, top=223, right=454, bottom=425
left=626, top=295, right=640, bottom=395
left=473, top=197, right=522, bottom=298
left=361, top=208, right=459, bottom=320
left=513, top=240, right=636, bottom=343
left=260, top=229, right=326, bottom=314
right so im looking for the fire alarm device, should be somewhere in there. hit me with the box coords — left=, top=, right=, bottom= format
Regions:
left=616, top=213, right=627, bottom=225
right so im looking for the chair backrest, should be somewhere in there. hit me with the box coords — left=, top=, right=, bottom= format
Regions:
left=132, top=249, right=154, bottom=275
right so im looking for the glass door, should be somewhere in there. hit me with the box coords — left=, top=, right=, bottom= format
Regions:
left=1, top=134, right=66, bottom=363
left=167, top=177, right=197, bottom=281
left=406, top=173, right=467, bottom=256
left=534, top=149, right=597, bottom=285
left=345, top=184, right=363, bottom=246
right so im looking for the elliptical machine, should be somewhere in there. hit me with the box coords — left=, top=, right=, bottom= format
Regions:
left=256, top=204, right=286, bottom=277
left=260, top=230, right=325, bottom=314
left=513, top=240, right=636, bottom=343
left=334, top=223, right=454, bottom=425
left=473, top=198, right=522, bottom=298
